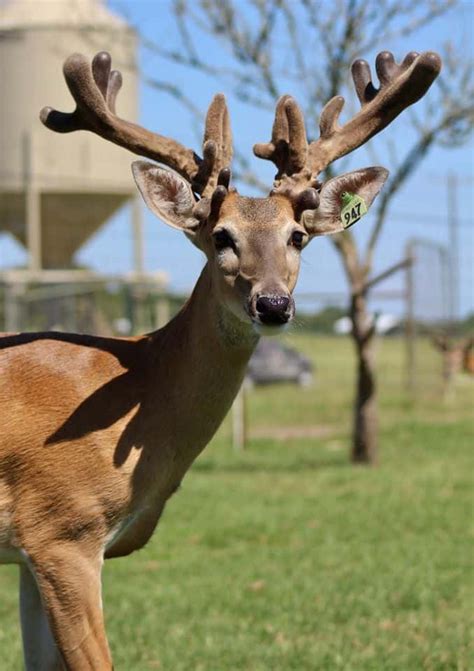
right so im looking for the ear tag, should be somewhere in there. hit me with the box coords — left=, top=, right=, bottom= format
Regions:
left=340, top=192, right=367, bottom=229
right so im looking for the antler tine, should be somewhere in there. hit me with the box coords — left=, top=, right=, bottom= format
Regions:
left=91, top=51, right=122, bottom=114
left=193, top=94, right=233, bottom=198
left=253, top=95, right=308, bottom=181
left=192, top=167, right=231, bottom=223
left=307, top=50, right=442, bottom=176
left=40, top=52, right=204, bottom=190
left=254, top=95, right=290, bottom=172
left=286, top=98, right=308, bottom=172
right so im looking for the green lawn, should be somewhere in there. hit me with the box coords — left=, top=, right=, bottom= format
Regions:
left=1, top=336, right=472, bottom=670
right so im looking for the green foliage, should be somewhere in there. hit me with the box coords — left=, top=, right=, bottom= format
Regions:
left=0, top=336, right=472, bottom=670
left=458, top=312, right=474, bottom=336
left=295, top=305, right=347, bottom=333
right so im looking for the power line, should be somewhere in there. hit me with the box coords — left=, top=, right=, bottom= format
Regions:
left=384, top=211, right=473, bottom=225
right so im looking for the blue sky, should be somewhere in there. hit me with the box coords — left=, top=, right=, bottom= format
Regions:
left=1, top=0, right=473, bottom=318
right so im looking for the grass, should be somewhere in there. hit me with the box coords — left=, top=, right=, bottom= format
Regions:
left=0, top=336, right=472, bottom=670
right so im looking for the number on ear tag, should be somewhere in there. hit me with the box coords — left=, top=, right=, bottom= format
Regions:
left=340, top=192, right=368, bottom=229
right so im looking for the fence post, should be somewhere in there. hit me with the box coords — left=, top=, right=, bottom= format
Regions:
left=405, top=241, right=416, bottom=393
left=155, top=295, right=171, bottom=328
left=232, top=384, right=247, bottom=451
left=4, top=281, right=25, bottom=332
left=23, top=132, right=42, bottom=272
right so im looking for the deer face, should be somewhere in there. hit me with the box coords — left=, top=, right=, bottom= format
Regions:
left=132, top=162, right=388, bottom=331
left=203, top=192, right=301, bottom=328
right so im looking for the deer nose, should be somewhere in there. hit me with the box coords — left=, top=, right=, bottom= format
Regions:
left=256, top=295, right=291, bottom=325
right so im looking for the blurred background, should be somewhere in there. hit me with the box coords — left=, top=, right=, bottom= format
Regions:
left=0, top=0, right=472, bottom=454
left=0, top=0, right=472, bottom=314
left=0, top=1, right=473, bottom=669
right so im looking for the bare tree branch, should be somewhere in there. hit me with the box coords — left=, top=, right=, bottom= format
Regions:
left=366, top=90, right=473, bottom=266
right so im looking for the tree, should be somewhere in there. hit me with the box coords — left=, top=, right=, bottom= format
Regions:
left=137, top=0, right=474, bottom=464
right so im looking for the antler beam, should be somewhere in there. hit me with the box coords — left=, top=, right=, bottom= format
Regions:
left=40, top=52, right=232, bottom=198
left=255, top=51, right=442, bottom=192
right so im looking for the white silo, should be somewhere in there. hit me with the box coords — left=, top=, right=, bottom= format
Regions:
left=0, top=0, right=141, bottom=272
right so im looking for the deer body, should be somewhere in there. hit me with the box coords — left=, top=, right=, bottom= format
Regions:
left=1, top=263, right=258, bottom=668
left=0, top=263, right=256, bottom=557
left=0, top=48, right=440, bottom=669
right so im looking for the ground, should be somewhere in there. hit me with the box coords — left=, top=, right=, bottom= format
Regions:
left=0, top=335, right=472, bottom=670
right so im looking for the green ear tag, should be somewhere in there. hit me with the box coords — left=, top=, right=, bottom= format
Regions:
left=340, top=192, right=367, bottom=229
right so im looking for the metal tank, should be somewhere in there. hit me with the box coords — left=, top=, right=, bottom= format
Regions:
left=0, top=0, right=138, bottom=270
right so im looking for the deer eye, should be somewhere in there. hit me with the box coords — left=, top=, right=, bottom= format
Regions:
left=213, top=229, right=236, bottom=252
left=289, top=230, right=306, bottom=250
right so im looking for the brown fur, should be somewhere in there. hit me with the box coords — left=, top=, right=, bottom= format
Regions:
left=0, top=256, right=264, bottom=668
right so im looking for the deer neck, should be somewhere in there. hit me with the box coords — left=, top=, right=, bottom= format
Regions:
left=146, top=264, right=258, bottom=470
left=161, top=260, right=259, bottom=355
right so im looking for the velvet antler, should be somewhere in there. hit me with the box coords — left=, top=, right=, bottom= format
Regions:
left=254, top=51, right=442, bottom=194
left=40, top=52, right=233, bottom=198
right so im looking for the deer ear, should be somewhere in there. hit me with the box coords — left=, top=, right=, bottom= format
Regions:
left=301, top=167, right=388, bottom=236
left=132, top=161, right=199, bottom=233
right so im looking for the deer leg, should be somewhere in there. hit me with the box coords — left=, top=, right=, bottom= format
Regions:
left=27, top=545, right=112, bottom=671
left=20, top=564, right=64, bottom=670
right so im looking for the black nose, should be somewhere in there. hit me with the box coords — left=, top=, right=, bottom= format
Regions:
left=256, top=295, right=291, bottom=325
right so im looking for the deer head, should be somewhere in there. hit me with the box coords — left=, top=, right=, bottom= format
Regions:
left=40, top=50, right=441, bottom=330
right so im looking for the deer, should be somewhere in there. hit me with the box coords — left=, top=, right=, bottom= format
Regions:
left=432, top=334, right=474, bottom=398
left=0, top=49, right=441, bottom=669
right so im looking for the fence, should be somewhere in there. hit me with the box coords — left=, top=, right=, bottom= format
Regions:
left=405, top=237, right=451, bottom=392
left=0, top=239, right=456, bottom=398
left=0, top=274, right=180, bottom=335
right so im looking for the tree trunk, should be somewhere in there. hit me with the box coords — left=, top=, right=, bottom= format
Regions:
left=351, top=293, right=378, bottom=465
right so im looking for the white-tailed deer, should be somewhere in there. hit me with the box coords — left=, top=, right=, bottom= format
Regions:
left=0, top=49, right=441, bottom=669
left=432, top=334, right=474, bottom=398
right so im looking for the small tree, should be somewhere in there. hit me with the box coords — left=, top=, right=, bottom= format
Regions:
left=139, top=0, right=474, bottom=463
